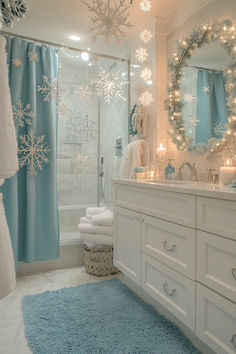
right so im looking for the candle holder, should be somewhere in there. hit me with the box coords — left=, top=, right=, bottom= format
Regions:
left=155, top=143, right=167, bottom=179
left=219, top=158, right=236, bottom=185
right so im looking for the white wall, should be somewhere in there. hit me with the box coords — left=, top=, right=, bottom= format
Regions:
left=156, top=0, right=236, bottom=180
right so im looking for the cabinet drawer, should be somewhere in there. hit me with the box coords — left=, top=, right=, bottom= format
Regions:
left=114, top=184, right=195, bottom=227
left=141, top=215, right=195, bottom=279
left=196, top=197, right=236, bottom=240
left=141, top=253, right=195, bottom=331
left=197, top=231, right=236, bottom=303
left=196, top=283, right=236, bottom=354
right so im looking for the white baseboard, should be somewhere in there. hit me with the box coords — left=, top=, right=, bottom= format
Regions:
left=17, top=242, right=84, bottom=275
left=120, top=275, right=215, bottom=354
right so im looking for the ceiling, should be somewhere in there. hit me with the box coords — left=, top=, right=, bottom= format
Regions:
left=3, top=0, right=187, bottom=59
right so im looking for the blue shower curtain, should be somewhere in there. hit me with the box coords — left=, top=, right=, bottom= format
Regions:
left=0, top=37, right=59, bottom=264
left=195, top=69, right=227, bottom=144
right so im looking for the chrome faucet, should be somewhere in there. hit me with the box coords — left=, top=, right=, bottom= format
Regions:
left=178, top=161, right=198, bottom=181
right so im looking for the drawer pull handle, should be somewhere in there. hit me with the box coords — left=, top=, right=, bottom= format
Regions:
left=163, top=240, right=176, bottom=252
left=231, top=334, right=236, bottom=348
left=163, top=282, right=176, bottom=297
left=232, top=268, right=236, bottom=281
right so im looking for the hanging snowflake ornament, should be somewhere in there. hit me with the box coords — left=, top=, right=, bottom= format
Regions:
left=140, top=67, right=152, bottom=81
left=1, top=0, right=28, bottom=27
left=183, top=91, right=197, bottom=104
left=28, top=52, right=38, bottom=62
left=12, top=58, right=22, bottom=67
left=140, top=0, right=151, bottom=12
left=202, top=86, right=210, bottom=93
left=82, top=0, right=133, bottom=43
left=90, top=67, right=128, bottom=105
left=75, top=85, right=92, bottom=99
left=12, top=100, right=34, bottom=127
left=135, top=47, right=148, bottom=63
left=37, top=75, right=58, bottom=102
left=140, top=29, right=153, bottom=43
left=139, top=91, right=153, bottom=106
left=18, top=130, right=50, bottom=176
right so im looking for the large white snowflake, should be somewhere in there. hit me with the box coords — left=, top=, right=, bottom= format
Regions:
left=140, top=67, right=152, bottom=81
left=18, top=130, right=50, bottom=176
left=12, top=100, right=34, bottom=127
left=64, top=112, right=96, bottom=144
left=90, top=67, right=128, bottom=105
left=135, top=47, right=148, bottom=63
left=139, top=91, right=153, bottom=106
left=37, top=76, right=58, bottom=102
left=82, top=0, right=133, bottom=43
left=1, top=0, right=28, bottom=27
left=140, top=29, right=153, bottom=43
left=183, top=91, right=197, bottom=104
left=75, top=85, right=92, bottom=99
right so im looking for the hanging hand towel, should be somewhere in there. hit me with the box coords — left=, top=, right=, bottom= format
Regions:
left=78, top=223, right=113, bottom=236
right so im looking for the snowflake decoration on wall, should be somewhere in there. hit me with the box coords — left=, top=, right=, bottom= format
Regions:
left=140, top=67, right=152, bottom=81
left=12, top=58, right=22, bottom=67
left=37, top=75, right=58, bottom=102
left=28, top=52, right=38, bottom=62
left=82, top=0, right=133, bottom=43
left=90, top=67, right=128, bottom=105
left=139, top=91, right=153, bottom=106
left=183, top=91, right=197, bottom=104
left=63, top=111, right=96, bottom=144
left=202, top=86, right=210, bottom=93
left=140, top=0, right=151, bottom=12
left=12, top=100, right=34, bottom=127
left=18, top=130, right=50, bottom=176
left=140, top=29, right=153, bottom=43
left=135, top=47, right=148, bottom=63
left=75, top=85, right=92, bottom=99
left=1, top=0, right=28, bottom=27
left=213, top=122, right=225, bottom=138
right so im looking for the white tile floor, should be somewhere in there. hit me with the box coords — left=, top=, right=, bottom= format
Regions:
left=0, top=267, right=118, bottom=354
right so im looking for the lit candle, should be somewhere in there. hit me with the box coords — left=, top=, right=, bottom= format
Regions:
left=156, top=143, right=166, bottom=159
left=220, top=159, right=236, bottom=185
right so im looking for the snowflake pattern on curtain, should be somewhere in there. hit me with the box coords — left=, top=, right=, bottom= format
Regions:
left=37, top=75, right=58, bottom=102
left=18, top=130, right=50, bottom=176
left=12, top=100, right=34, bottom=127
left=12, top=58, right=22, bottom=67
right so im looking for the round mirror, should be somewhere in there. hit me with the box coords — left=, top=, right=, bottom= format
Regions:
left=166, top=20, right=236, bottom=154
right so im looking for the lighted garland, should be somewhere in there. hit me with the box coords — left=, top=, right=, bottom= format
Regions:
left=165, top=19, right=236, bottom=155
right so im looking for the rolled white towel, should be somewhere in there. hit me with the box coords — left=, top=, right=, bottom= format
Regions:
left=80, top=233, right=113, bottom=246
left=86, top=207, right=106, bottom=216
left=80, top=217, right=93, bottom=225
left=78, top=223, right=113, bottom=236
left=92, top=209, right=113, bottom=226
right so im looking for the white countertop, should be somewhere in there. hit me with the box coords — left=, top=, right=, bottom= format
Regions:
left=112, top=179, right=236, bottom=201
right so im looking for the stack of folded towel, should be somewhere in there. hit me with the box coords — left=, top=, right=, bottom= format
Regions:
left=78, top=207, right=113, bottom=247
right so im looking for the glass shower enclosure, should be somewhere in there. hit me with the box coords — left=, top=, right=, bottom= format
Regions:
left=57, top=49, right=129, bottom=244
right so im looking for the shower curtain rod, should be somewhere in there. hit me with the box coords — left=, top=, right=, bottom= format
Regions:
left=185, top=64, right=223, bottom=73
left=0, top=30, right=129, bottom=63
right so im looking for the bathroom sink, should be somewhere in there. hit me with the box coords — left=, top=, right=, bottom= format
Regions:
left=145, top=179, right=197, bottom=185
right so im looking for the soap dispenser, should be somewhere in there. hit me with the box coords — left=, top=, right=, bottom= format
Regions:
left=165, top=159, right=175, bottom=179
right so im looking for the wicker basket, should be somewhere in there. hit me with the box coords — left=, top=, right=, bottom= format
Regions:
left=83, top=245, right=119, bottom=276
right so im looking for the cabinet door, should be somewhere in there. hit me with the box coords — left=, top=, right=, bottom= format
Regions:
left=113, top=206, right=140, bottom=285
left=196, top=283, right=236, bottom=354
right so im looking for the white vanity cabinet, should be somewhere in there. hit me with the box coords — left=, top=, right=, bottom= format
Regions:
left=113, top=180, right=236, bottom=354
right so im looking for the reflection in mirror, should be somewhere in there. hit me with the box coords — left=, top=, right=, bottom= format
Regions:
left=166, top=20, right=236, bottom=155
left=180, top=41, right=230, bottom=146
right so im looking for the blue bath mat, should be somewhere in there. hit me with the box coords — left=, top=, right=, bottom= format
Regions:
left=22, top=278, right=200, bottom=354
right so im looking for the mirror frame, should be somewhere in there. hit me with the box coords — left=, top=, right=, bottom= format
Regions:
left=165, top=20, right=236, bottom=155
